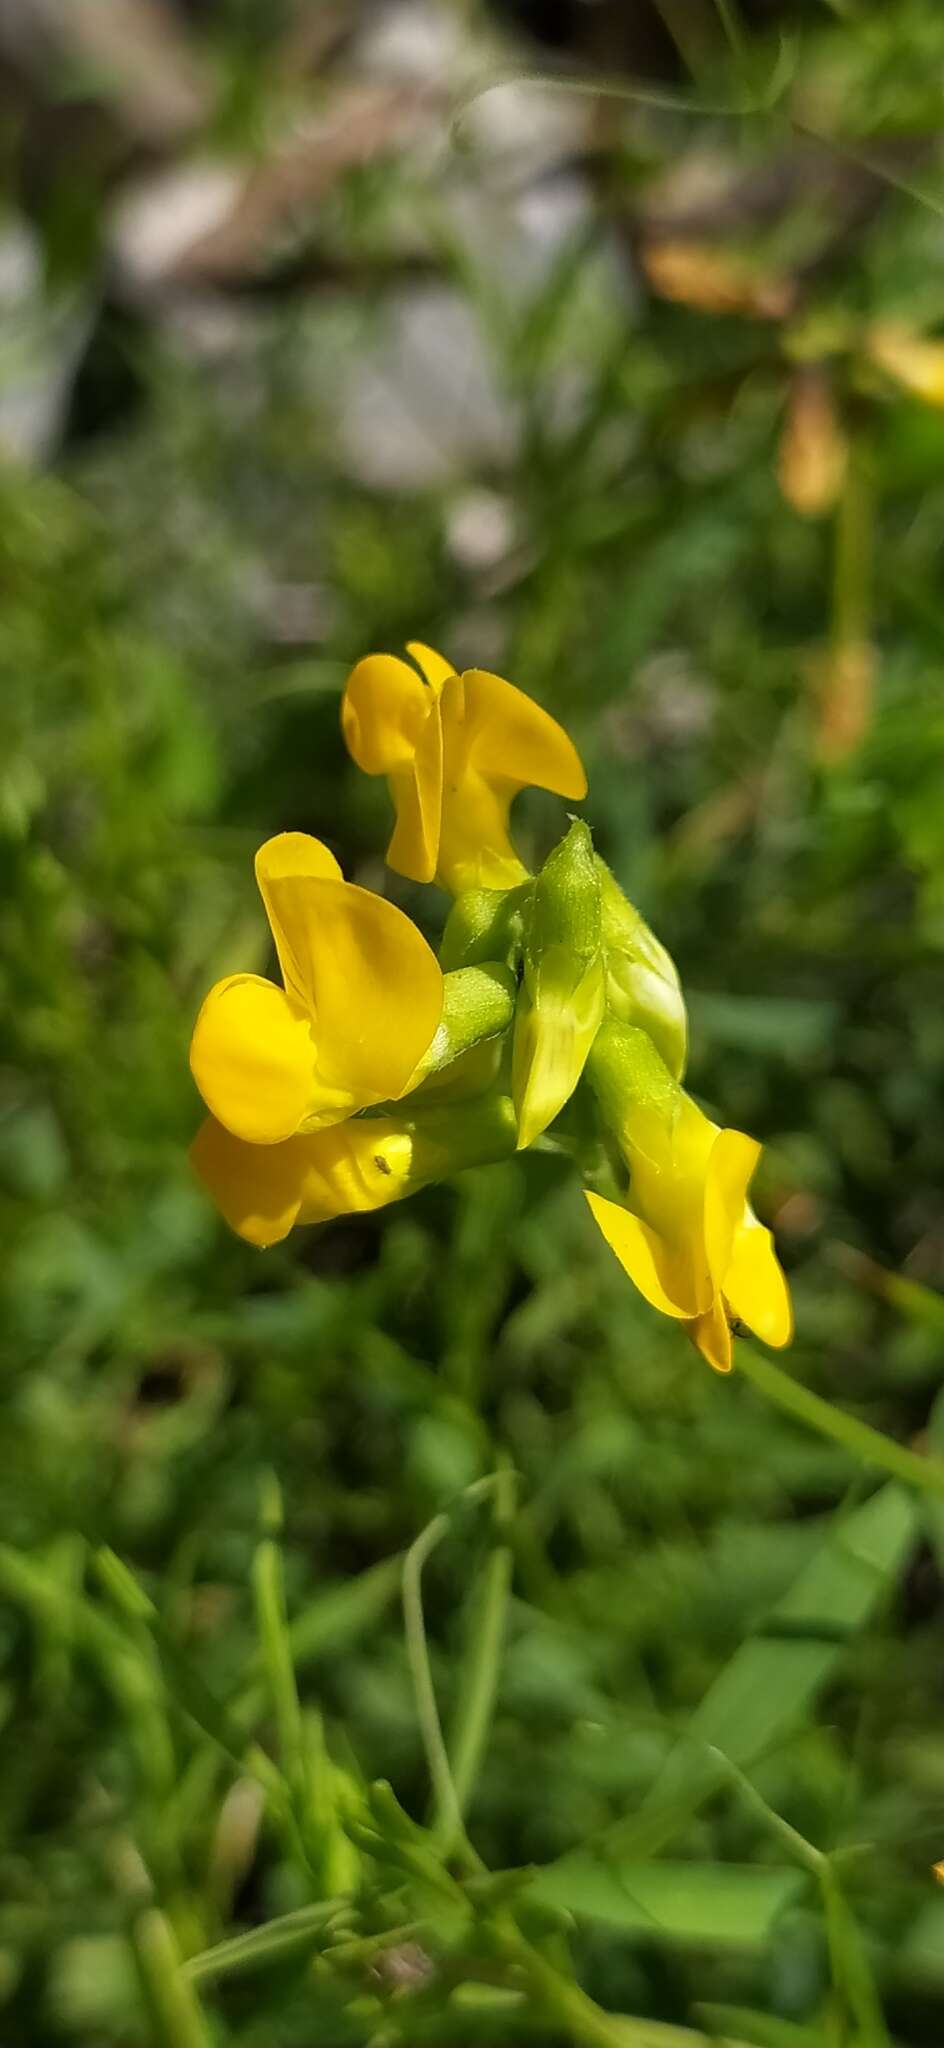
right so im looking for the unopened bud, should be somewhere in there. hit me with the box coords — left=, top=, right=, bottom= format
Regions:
left=596, top=862, right=687, bottom=1080
left=513, top=821, right=605, bottom=1149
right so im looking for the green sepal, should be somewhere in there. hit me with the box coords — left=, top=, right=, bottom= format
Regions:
left=406, top=964, right=516, bottom=1098
left=407, top=1093, right=519, bottom=1180
left=440, top=884, right=531, bottom=972
left=596, top=859, right=687, bottom=1080
left=585, top=1017, right=680, bottom=1142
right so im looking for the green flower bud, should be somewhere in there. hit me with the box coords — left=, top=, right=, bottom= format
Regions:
left=596, top=860, right=687, bottom=1080
left=512, top=821, right=605, bottom=1150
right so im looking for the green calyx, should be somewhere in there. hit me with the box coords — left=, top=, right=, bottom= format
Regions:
left=596, top=859, right=687, bottom=1081
left=409, top=964, right=516, bottom=1086
left=406, top=1093, right=519, bottom=1182
left=585, top=1016, right=680, bottom=1138
left=440, top=885, right=531, bottom=972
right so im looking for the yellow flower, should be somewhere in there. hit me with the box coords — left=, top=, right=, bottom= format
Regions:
left=585, top=1026, right=792, bottom=1372
left=189, top=832, right=443, bottom=1145
left=341, top=642, right=587, bottom=893
left=191, top=1114, right=417, bottom=1248
left=191, top=1094, right=518, bottom=1247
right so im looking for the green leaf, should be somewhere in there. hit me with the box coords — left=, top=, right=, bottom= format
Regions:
left=528, top=1859, right=804, bottom=1947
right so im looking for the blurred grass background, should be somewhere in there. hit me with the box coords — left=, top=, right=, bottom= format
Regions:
left=5, top=1, right=944, bottom=2042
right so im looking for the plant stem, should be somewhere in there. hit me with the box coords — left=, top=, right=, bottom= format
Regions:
left=832, top=438, right=872, bottom=655
left=442, top=1463, right=515, bottom=1845
left=735, top=1346, right=944, bottom=1501
left=401, top=1477, right=504, bottom=1873
left=508, top=1927, right=755, bottom=2047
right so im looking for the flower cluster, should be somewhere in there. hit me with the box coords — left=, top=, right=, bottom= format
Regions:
left=190, top=646, right=792, bottom=1372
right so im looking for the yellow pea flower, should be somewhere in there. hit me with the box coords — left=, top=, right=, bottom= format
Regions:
left=189, top=832, right=443, bottom=1146
left=191, top=1114, right=417, bottom=1247
left=585, top=1024, right=792, bottom=1373
left=341, top=642, right=587, bottom=893
left=191, top=1094, right=518, bottom=1247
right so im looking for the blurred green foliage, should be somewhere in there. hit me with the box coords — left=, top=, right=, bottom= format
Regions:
left=5, top=1, right=944, bottom=2042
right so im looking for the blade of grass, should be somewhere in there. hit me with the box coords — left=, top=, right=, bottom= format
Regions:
left=558, top=1484, right=916, bottom=1868
left=250, top=1477, right=306, bottom=1805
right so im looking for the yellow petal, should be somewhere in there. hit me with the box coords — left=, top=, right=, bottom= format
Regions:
left=405, top=640, right=455, bottom=695
left=255, top=834, right=342, bottom=1006
left=704, top=1128, right=760, bottom=1290
left=385, top=698, right=442, bottom=884
left=190, top=974, right=317, bottom=1144
left=191, top=1116, right=415, bottom=1248
left=341, top=653, right=432, bottom=773
left=725, top=1214, right=793, bottom=1348
left=584, top=1189, right=694, bottom=1318
left=458, top=669, right=587, bottom=799
left=287, top=880, right=443, bottom=1112
left=434, top=769, right=530, bottom=892
left=341, top=652, right=443, bottom=883
left=433, top=670, right=586, bottom=891
left=690, top=1297, right=734, bottom=1373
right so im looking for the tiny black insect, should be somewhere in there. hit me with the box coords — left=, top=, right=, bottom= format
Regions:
left=374, top=1155, right=392, bottom=1176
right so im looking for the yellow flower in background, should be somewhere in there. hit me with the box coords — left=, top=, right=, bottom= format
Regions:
left=341, top=642, right=587, bottom=893
left=867, top=324, right=944, bottom=406
left=189, top=832, right=443, bottom=1145
left=585, top=1025, right=792, bottom=1372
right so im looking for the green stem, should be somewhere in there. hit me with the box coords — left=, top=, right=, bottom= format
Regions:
left=402, top=1514, right=467, bottom=1857
left=401, top=1478, right=504, bottom=1873
left=251, top=1537, right=305, bottom=1793
left=820, top=1862, right=892, bottom=2048
left=736, top=1346, right=944, bottom=1502
left=442, top=1464, right=516, bottom=1843
left=713, top=0, right=747, bottom=60
left=507, top=1928, right=755, bottom=2048
left=130, top=1904, right=213, bottom=2048
left=832, top=439, right=872, bottom=656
